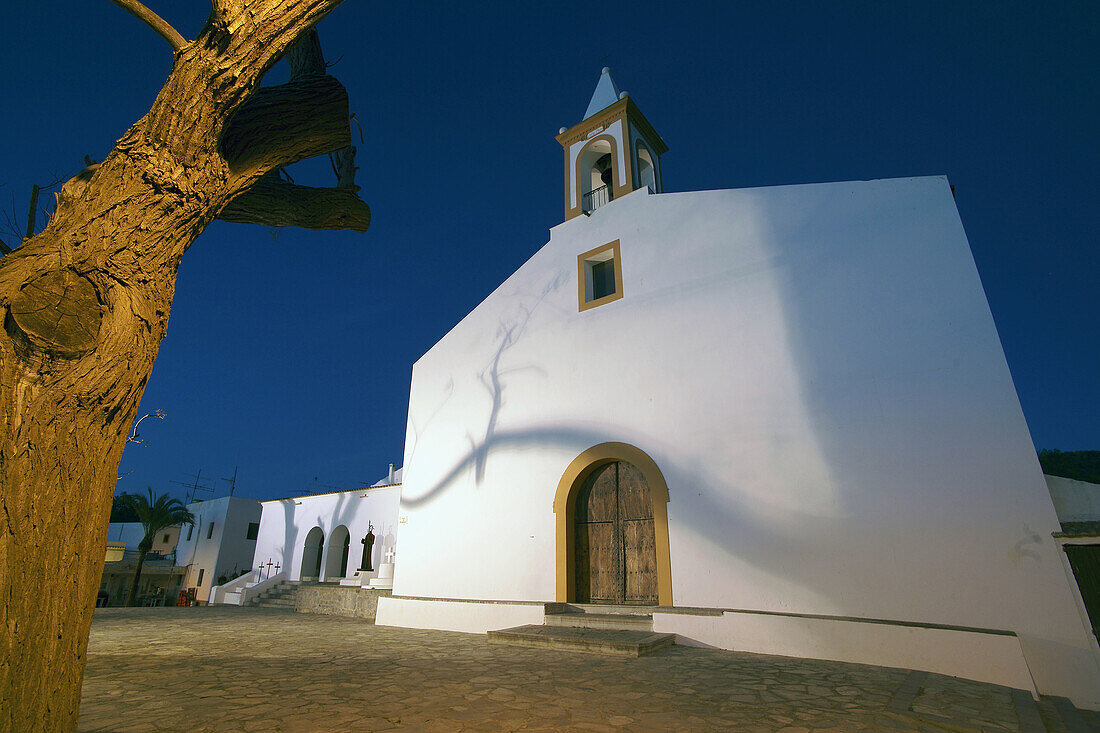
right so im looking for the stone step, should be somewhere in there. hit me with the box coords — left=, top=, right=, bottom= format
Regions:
left=544, top=612, right=653, bottom=631
left=246, top=581, right=302, bottom=607
left=487, top=624, right=674, bottom=657
left=547, top=603, right=657, bottom=617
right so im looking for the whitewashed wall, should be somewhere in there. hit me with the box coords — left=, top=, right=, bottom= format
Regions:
left=174, top=496, right=261, bottom=602
left=176, top=499, right=225, bottom=598
left=254, top=485, right=400, bottom=582
left=392, top=177, right=1099, bottom=705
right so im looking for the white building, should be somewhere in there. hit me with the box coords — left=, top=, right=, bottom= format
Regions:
left=374, top=69, right=1100, bottom=708
left=1047, top=474, right=1100, bottom=527
left=98, top=522, right=185, bottom=606
left=251, top=468, right=401, bottom=584
left=103, top=519, right=181, bottom=559
left=175, top=495, right=262, bottom=603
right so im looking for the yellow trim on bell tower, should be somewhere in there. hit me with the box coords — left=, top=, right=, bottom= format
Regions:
left=555, top=70, right=669, bottom=223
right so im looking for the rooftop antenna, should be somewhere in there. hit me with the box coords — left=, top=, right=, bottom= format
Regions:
left=307, top=476, right=343, bottom=495
left=170, top=469, right=214, bottom=504
left=221, top=465, right=239, bottom=497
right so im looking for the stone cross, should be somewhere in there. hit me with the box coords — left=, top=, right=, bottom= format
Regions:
left=384, top=547, right=395, bottom=564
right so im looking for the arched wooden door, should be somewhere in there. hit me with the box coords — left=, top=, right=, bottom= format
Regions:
left=574, top=461, right=658, bottom=604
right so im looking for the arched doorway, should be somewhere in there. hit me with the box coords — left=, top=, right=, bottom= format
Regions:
left=301, top=527, right=324, bottom=580
left=554, top=443, right=673, bottom=605
left=574, top=460, right=657, bottom=604
left=325, top=525, right=351, bottom=580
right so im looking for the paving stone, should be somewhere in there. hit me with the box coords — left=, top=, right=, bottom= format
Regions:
left=76, top=606, right=1090, bottom=732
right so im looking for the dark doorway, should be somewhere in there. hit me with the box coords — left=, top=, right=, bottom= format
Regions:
left=302, top=527, right=324, bottom=579
left=574, top=461, right=658, bottom=604
left=1064, top=544, right=1100, bottom=641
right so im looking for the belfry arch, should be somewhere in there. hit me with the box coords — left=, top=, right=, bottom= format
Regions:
left=635, top=139, right=657, bottom=192
left=553, top=442, right=672, bottom=605
left=575, top=136, right=621, bottom=214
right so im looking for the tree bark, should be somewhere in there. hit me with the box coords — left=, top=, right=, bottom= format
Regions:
left=0, top=2, right=361, bottom=730
left=220, top=73, right=351, bottom=173
left=219, top=173, right=370, bottom=231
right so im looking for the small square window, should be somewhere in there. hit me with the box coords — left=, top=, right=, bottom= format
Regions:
left=246, top=522, right=259, bottom=541
left=591, top=260, right=615, bottom=300
left=162, top=534, right=169, bottom=543
left=578, top=239, right=623, bottom=312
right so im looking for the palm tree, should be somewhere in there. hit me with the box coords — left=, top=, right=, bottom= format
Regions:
left=122, top=489, right=194, bottom=607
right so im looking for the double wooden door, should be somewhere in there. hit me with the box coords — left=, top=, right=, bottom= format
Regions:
left=574, top=461, right=658, bottom=604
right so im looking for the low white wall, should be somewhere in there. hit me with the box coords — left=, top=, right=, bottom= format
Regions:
left=1046, top=474, right=1100, bottom=523
left=208, top=569, right=260, bottom=605
left=653, top=610, right=1036, bottom=694
left=375, top=597, right=545, bottom=634
left=222, top=572, right=287, bottom=606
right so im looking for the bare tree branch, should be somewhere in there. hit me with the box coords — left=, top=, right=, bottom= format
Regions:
left=219, top=173, right=370, bottom=231
left=350, top=112, right=364, bottom=144
left=127, top=409, right=166, bottom=445
left=107, top=0, right=189, bottom=52
left=333, top=145, right=357, bottom=189
left=2, top=192, right=19, bottom=241
left=24, top=184, right=39, bottom=240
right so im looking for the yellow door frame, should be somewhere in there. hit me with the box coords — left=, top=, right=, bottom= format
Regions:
left=553, top=442, right=672, bottom=606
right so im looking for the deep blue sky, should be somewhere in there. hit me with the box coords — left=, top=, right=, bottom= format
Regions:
left=2, top=2, right=1096, bottom=502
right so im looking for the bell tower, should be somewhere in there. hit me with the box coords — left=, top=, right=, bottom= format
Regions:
left=555, top=68, right=668, bottom=222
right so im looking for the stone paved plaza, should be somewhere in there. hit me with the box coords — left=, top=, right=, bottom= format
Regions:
left=79, top=607, right=1089, bottom=732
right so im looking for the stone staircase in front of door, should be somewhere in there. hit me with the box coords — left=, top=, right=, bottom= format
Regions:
left=487, top=603, right=674, bottom=657
left=247, top=580, right=300, bottom=610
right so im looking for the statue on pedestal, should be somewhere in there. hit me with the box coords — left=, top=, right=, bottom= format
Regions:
left=359, top=523, right=375, bottom=572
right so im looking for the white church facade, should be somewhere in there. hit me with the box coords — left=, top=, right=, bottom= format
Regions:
left=368, top=69, right=1100, bottom=708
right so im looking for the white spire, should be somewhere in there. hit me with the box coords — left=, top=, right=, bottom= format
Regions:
left=583, top=67, right=623, bottom=121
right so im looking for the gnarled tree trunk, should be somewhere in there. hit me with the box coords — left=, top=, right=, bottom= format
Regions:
left=0, top=2, right=368, bottom=729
